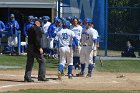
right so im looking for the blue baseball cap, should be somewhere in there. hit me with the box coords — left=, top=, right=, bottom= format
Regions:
left=28, top=15, right=34, bottom=19
left=84, top=18, right=92, bottom=23
left=63, top=20, right=70, bottom=28
left=66, top=16, right=72, bottom=21
left=43, top=16, right=50, bottom=21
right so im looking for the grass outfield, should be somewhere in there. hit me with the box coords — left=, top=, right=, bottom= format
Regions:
left=2, top=89, right=140, bottom=93
left=0, top=55, right=140, bottom=73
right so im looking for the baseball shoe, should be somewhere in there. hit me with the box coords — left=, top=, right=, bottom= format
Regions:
left=68, top=74, right=72, bottom=79
left=76, top=72, right=85, bottom=77
left=24, top=78, right=34, bottom=82
left=86, top=73, right=92, bottom=78
left=58, top=71, right=62, bottom=80
left=38, top=78, right=49, bottom=81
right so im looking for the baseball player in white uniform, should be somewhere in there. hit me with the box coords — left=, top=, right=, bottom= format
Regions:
left=55, top=20, right=78, bottom=79
left=70, top=17, right=83, bottom=70
left=78, top=18, right=97, bottom=77
left=90, top=22, right=100, bottom=64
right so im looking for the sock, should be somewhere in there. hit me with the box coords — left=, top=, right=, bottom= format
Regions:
left=88, top=64, right=94, bottom=74
left=93, top=56, right=96, bottom=64
left=68, top=65, right=73, bottom=75
left=58, top=64, right=63, bottom=73
left=81, top=63, right=86, bottom=73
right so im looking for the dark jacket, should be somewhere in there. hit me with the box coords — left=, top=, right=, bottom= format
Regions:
left=28, top=25, right=42, bottom=53
left=121, top=46, right=136, bottom=57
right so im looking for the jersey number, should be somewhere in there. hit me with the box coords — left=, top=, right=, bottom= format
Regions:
left=62, top=33, right=68, bottom=40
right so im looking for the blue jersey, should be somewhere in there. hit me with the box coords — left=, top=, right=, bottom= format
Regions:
left=0, top=20, right=6, bottom=37
left=47, top=23, right=61, bottom=38
left=6, top=19, right=19, bottom=36
left=23, top=21, right=34, bottom=37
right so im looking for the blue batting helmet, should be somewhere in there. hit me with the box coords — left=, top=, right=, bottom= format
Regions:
left=63, top=20, right=70, bottom=29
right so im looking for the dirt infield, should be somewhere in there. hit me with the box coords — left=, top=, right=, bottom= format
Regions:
left=0, top=70, right=140, bottom=92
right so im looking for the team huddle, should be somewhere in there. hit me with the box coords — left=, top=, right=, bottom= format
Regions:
left=23, top=15, right=99, bottom=82
left=44, top=16, right=99, bottom=79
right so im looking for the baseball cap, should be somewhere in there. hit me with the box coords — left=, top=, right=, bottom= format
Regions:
left=84, top=18, right=91, bottom=23
left=10, top=14, right=15, bottom=18
left=43, top=16, right=50, bottom=21
left=28, top=15, right=34, bottom=19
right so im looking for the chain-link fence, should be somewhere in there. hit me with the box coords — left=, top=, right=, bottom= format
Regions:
left=108, top=0, right=140, bottom=57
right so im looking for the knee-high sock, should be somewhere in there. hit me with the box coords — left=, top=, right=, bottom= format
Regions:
left=58, top=64, right=63, bottom=73
left=88, top=64, right=94, bottom=74
left=81, top=63, right=86, bottom=73
left=68, top=65, right=73, bottom=75
left=93, top=56, right=96, bottom=64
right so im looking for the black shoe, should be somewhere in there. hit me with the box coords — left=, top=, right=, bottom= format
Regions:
left=24, top=78, right=34, bottom=82
left=38, top=78, right=49, bottom=81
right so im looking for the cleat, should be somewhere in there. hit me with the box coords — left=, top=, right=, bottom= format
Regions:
left=86, top=73, right=92, bottom=78
left=58, top=71, right=62, bottom=80
left=76, top=72, right=85, bottom=77
left=24, top=78, right=34, bottom=82
left=68, top=74, right=72, bottom=79
left=38, top=78, right=49, bottom=81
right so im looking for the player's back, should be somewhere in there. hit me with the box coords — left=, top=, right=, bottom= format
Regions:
left=56, top=28, right=75, bottom=47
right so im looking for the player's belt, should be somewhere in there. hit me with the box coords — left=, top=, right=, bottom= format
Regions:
left=60, top=45, right=72, bottom=47
left=83, top=45, right=92, bottom=46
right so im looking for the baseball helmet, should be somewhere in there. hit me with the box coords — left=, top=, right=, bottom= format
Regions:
left=84, top=18, right=92, bottom=23
left=63, top=20, right=70, bottom=29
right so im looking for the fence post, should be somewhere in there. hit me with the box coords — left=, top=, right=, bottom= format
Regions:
left=58, top=0, right=60, bottom=18
left=17, top=31, right=21, bottom=55
left=105, top=0, right=108, bottom=56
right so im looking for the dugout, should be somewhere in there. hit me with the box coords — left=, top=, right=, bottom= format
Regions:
left=0, top=0, right=57, bottom=53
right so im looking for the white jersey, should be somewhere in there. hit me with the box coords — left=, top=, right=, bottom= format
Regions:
left=55, top=28, right=75, bottom=47
left=70, top=25, right=82, bottom=41
left=93, top=28, right=99, bottom=38
left=43, top=22, right=51, bottom=34
left=81, top=27, right=97, bottom=46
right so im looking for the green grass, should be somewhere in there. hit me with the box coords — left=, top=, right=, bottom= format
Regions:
left=0, top=55, right=140, bottom=73
left=96, top=60, right=140, bottom=73
left=0, top=55, right=58, bottom=70
left=2, top=89, right=140, bottom=93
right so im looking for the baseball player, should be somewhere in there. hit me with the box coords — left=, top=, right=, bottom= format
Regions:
left=41, top=16, right=51, bottom=55
left=78, top=18, right=97, bottom=77
left=6, top=14, right=19, bottom=55
left=70, top=16, right=83, bottom=70
left=47, top=18, right=62, bottom=58
left=23, top=15, right=34, bottom=53
left=90, top=21, right=100, bottom=65
left=0, top=20, right=5, bottom=54
left=23, top=16, right=34, bottom=40
left=55, top=20, right=78, bottom=79
left=0, top=20, right=5, bottom=45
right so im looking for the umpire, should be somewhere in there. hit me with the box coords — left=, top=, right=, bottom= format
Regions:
left=24, top=20, right=48, bottom=82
